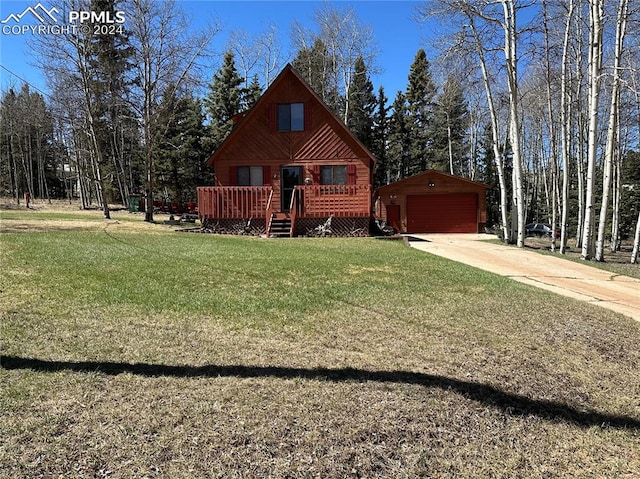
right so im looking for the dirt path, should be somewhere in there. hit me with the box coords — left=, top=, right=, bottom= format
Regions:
left=407, top=234, right=640, bottom=322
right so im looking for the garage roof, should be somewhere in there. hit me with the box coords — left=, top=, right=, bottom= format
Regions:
left=377, top=170, right=489, bottom=194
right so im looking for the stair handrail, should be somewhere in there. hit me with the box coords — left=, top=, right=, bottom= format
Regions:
left=265, top=188, right=274, bottom=237
left=289, top=188, right=299, bottom=238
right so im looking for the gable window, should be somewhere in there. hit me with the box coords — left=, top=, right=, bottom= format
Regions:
left=237, top=166, right=264, bottom=186
left=320, top=165, right=348, bottom=185
left=278, top=103, right=305, bottom=131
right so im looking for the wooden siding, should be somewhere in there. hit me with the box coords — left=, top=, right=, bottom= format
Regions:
left=210, top=70, right=372, bottom=166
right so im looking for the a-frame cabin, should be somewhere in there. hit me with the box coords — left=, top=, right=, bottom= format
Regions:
left=197, top=64, right=376, bottom=237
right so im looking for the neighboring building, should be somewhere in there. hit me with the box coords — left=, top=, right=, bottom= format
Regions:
left=197, top=64, right=375, bottom=237
left=376, top=170, right=489, bottom=234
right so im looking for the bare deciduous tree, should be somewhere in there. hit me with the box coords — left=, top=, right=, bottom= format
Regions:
left=581, top=0, right=604, bottom=260
left=126, top=0, right=218, bottom=222
left=291, top=2, right=377, bottom=124
left=228, top=25, right=284, bottom=89
left=595, top=0, right=630, bottom=261
left=31, top=0, right=113, bottom=218
left=559, top=0, right=576, bottom=255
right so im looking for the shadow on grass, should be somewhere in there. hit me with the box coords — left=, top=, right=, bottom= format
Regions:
left=2, top=355, right=638, bottom=431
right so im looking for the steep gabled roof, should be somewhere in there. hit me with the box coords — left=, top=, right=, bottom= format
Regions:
left=206, top=64, right=377, bottom=167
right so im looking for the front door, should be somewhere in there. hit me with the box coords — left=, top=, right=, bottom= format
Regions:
left=281, top=166, right=303, bottom=212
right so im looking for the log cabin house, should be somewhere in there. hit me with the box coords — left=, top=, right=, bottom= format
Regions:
left=197, top=64, right=376, bottom=237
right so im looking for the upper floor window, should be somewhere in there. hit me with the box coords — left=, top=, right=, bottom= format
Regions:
left=278, top=103, right=305, bottom=131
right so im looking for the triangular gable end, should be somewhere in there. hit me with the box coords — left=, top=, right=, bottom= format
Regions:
left=206, top=64, right=377, bottom=168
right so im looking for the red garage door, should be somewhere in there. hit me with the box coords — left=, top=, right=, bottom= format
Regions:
left=407, top=193, right=478, bottom=233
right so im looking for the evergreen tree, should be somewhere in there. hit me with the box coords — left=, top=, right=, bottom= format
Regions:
left=0, top=89, right=19, bottom=201
left=429, top=75, right=469, bottom=174
left=620, top=150, right=640, bottom=238
left=406, top=49, right=436, bottom=175
left=204, top=51, right=244, bottom=151
left=372, top=86, right=390, bottom=187
left=156, top=88, right=210, bottom=204
left=347, top=56, right=376, bottom=150
left=243, top=75, right=263, bottom=110
left=387, top=91, right=410, bottom=181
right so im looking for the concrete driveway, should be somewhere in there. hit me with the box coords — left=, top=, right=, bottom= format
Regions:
left=406, top=234, right=640, bottom=322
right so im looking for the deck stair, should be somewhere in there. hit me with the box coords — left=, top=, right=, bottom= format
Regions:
left=268, top=213, right=292, bottom=238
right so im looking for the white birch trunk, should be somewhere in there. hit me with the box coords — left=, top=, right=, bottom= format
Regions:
left=467, top=17, right=510, bottom=242
left=574, top=6, right=587, bottom=249
left=542, top=0, right=559, bottom=252
left=559, top=11, right=571, bottom=255
left=595, top=0, right=629, bottom=262
left=502, top=0, right=525, bottom=247
left=632, top=211, right=640, bottom=264
left=581, top=0, right=604, bottom=260
left=447, top=112, right=455, bottom=175
left=610, top=154, right=621, bottom=252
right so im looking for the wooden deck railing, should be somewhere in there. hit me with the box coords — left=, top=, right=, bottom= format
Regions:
left=295, top=184, right=371, bottom=217
left=197, top=184, right=372, bottom=220
left=197, top=186, right=272, bottom=219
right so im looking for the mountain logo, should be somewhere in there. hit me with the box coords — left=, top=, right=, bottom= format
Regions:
left=1, top=3, right=59, bottom=24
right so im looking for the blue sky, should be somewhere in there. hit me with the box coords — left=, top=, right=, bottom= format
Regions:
left=0, top=0, right=431, bottom=100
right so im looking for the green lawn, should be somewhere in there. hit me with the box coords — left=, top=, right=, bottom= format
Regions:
left=1, top=210, right=639, bottom=478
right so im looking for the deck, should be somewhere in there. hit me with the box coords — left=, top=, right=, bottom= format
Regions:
left=197, top=185, right=371, bottom=220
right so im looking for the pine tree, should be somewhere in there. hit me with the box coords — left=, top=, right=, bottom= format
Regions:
left=156, top=88, right=210, bottom=205
left=347, top=56, right=376, bottom=150
left=243, top=75, right=263, bottom=110
left=0, top=89, right=19, bottom=202
left=619, top=151, right=640, bottom=238
left=371, top=86, right=389, bottom=187
left=204, top=51, right=244, bottom=151
left=429, top=75, right=469, bottom=174
left=406, top=49, right=436, bottom=175
left=387, top=91, right=410, bottom=181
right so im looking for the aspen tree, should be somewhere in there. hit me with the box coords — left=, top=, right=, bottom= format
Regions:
left=559, top=0, right=576, bottom=255
left=595, top=0, right=630, bottom=262
left=581, top=0, right=604, bottom=260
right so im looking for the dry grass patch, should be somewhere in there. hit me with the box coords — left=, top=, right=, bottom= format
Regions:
left=523, top=236, right=640, bottom=280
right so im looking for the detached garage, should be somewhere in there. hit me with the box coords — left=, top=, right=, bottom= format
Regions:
left=376, top=170, right=489, bottom=234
